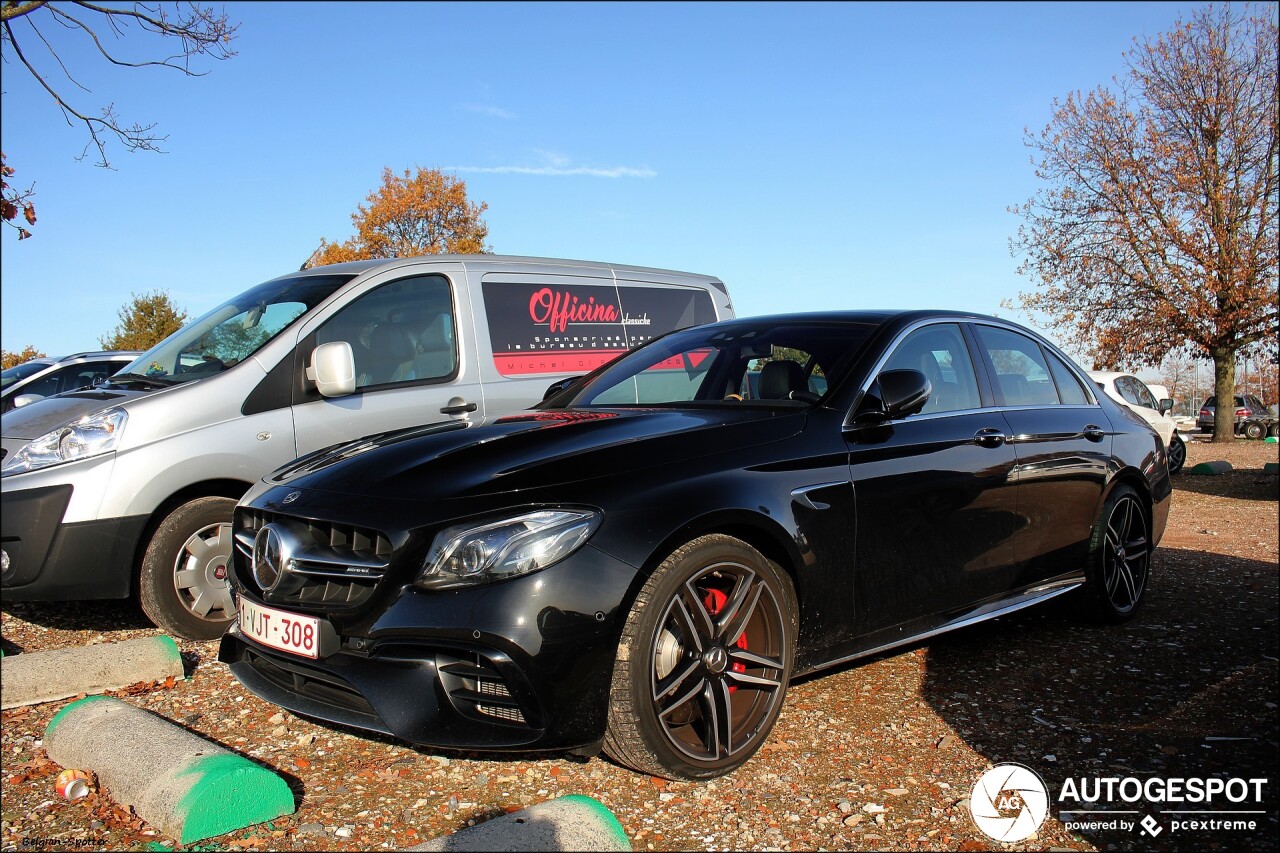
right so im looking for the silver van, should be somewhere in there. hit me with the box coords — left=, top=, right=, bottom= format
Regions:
left=1, top=255, right=732, bottom=639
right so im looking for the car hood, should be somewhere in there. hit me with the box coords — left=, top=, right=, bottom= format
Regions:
left=0, top=387, right=148, bottom=440
left=271, top=407, right=806, bottom=501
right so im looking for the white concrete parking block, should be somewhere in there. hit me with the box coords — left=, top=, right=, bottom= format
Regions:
left=0, top=635, right=184, bottom=709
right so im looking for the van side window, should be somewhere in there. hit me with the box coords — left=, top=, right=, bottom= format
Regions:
left=317, top=275, right=457, bottom=390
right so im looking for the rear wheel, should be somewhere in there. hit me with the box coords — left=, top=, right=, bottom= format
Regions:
left=1167, top=434, right=1186, bottom=474
left=1243, top=421, right=1266, bottom=440
left=1081, top=485, right=1150, bottom=623
left=139, top=497, right=238, bottom=640
left=603, top=535, right=797, bottom=780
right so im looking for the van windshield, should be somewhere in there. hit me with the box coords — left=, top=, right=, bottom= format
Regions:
left=109, top=275, right=352, bottom=387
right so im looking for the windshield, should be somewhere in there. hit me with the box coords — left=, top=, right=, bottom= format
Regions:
left=112, top=275, right=352, bottom=386
left=2, top=360, right=54, bottom=389
left=551, top=320, right=875, bottom=409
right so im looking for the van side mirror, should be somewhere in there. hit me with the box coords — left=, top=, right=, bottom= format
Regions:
left=850, top=369, right=932, bottom=426
left=13, top=393, right=44, bottom=409
left=1159, top=398, right=1174, bottom=415
left=306, top=341, right=357, bottom=398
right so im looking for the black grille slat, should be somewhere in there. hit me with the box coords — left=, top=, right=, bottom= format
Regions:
left=236, top=508, right=393, bottom=611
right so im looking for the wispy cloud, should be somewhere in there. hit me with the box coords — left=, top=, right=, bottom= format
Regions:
left=464, top=104, right=516, bottom=120
left=446, top=164, right=657, bottom=178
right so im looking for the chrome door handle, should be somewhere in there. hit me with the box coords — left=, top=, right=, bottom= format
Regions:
left=1083, top=424, right=1106, bottom=442
left=974, top=428, right=1008, bottom=448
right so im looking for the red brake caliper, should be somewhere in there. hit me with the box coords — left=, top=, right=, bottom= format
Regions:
left=703, top=588, right=748, bottom=692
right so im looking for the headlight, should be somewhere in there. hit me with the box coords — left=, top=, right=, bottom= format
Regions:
left=1, top=407, right=127, bottom=475
left=416, top=509, right=601, bottom=591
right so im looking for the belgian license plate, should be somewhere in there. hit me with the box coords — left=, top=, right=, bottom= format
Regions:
left=239, top=598, right=321, bottom=659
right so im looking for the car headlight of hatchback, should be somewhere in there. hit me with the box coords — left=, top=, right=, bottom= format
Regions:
left=2, top=407, right=128, bottom=476
left=416, top=508, right=601, bottom=591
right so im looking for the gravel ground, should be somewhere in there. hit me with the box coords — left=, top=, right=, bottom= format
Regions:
left=2, top=436, right=1276, bottom=852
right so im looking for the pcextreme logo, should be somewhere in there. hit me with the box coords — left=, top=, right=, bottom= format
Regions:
left=969, top=763, right=1050, bottom=842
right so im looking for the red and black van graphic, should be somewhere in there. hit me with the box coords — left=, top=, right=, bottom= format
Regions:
left=483, top=282, right=716, bottom=376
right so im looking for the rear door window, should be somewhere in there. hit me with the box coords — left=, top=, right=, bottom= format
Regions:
left=974, top=325, right=1062, bottom=406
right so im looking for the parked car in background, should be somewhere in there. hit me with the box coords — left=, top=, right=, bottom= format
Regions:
left=1089, top=371, right=1185, bottom=474
left=1, top=351, right=140, bottom=414
left=1197, top=394, right=1277, bottom=438
left=221, top=310, right=1170, bottom=780
left=1, top=256, right=733, bottom=640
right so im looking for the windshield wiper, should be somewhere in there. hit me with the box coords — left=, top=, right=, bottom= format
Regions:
left=103, top=373, right=177, bottom=389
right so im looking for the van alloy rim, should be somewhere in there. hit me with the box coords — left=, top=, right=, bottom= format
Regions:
left=173, top=521, right=236, bottom=620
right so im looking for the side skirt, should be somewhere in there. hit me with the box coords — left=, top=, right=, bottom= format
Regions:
left=798, top=575, right=1085, bottom=678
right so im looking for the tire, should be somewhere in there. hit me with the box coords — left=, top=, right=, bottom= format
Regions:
left=139, top=497, right=238, bottom=640
left=1269, top=424, right=1279, bottom=439
left=603, top=535, right=797, bottom=780
left=1166, top=434, right=1185, bottom=474
left=1080, top=485, right=1150, bottom=623
left=1243, top=421, right=1266, bottom=440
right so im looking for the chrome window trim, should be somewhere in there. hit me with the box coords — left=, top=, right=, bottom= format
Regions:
left=843, top=316, right=1101, bottom=429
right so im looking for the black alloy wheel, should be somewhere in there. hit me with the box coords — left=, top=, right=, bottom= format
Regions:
left=604, top=535, right=797, bottom=780
left=1082, top=485, right=1150, bottom=622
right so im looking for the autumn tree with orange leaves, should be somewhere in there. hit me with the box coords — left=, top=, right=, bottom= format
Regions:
left=1009, top=4, right=1278, bottom=442
left=306, top=167, right=491, bottom=268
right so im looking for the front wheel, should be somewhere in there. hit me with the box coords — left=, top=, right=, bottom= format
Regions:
left=139, top=496, right=238, bottom=640
left=603, top=535, right=797, bottom=780
left=1080, top=485, right=1150, bottom=623
left=1166, top=434, right=1186, bottom=474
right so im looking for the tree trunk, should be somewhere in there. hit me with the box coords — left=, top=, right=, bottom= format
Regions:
left=1211, top=350, right=1236, bottom=443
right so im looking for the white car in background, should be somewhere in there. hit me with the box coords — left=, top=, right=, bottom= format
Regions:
left=1089, top=371, right=1185, bottom=474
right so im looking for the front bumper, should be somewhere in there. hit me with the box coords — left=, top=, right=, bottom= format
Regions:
left=219, top=545, right=638, bottom=753
left=1, top=484, right=145, bottom=600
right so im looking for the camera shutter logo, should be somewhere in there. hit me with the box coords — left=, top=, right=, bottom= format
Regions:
left=969, top=763, right=1049, bottom=842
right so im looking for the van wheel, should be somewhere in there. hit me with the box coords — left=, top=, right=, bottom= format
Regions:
left=139, top=497, right=238, bottom=640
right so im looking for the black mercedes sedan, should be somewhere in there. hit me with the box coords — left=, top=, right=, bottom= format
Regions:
left=220, top=311, right=1171, bottom=780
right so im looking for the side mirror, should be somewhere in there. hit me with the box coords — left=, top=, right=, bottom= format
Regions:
left=1159, top=398, right=1174, bottom=415
left=306, top=341, right=356, bottom=398
left=851, top=369, right=932, bottom=425
left=12, top=393, right=44, bottom=409
left=543, top=375, right=583, bottom=402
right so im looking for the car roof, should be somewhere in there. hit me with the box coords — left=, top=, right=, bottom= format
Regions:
left=692, top=308, right=1006, bottom=328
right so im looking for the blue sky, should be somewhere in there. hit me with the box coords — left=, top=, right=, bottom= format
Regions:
left=1, top=1, right=1197, bottom=361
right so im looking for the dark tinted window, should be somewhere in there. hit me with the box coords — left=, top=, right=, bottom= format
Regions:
left=1047, top=353, right=1090, bottom=405
left=881, top=324, right=981, bottom=413
left=975, top=325, right=1060, bottom=406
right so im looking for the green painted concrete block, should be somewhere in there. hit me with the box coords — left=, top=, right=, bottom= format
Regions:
left=44, top=697, right=294, bottom=844
left=1188, top=461, right=1233, bottom=475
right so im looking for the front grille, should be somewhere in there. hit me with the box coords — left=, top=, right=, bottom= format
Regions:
left=234, top=508, right=394, bottom=611
left=437, top=653, right=529, bottom=727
